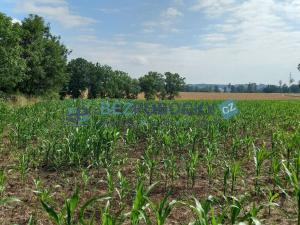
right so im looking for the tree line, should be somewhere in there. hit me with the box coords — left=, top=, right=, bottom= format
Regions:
left=0, top=12, right=185, bottom=100
left=184, top=82, right=300, bottom=93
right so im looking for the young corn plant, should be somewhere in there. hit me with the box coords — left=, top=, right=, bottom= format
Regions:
left=0, top=196, right=21, bottom=206
left=229, top=161, right=241, bottom=194
left=163, top=151, right=178, bottom=189
left=40, top=187, right=110, bottom=225
left=265, top=189, right=279, bottom=215
left=226, top=195, right=252, bottom=225
left=126, top=181, right=157, bottom=225
left=0, top=170, right=20, bottom=206
left=81, top=168, right=91, bottom=189
left=135, top=159, right=146, bottom=182
left=183, top=196, right=218, bottom=225
left=240, top=203, right=263, bottom=225
left=116, top=171, right=129, bottom=212
left=125, top=128, right=137, bottom=147
left=223, top=164, right=230, bottom=196
left=185, top=149, right=200, bottom=188
left=205, top=149, right=215, bottom=185
left=147, top=193, right=177, bottom=225
left=270, top=157, right=281, bottom=191
left=283, top=160, right=300, bottom=225
left=40, top=188, right=80, bottom=225
left=100, top=200, right=118, bottom=225
left=106, top=169, right=114, bottom=196
left=33, top=178, right=53, bottom=203
left=27, top=215, right=36, bottom=225
left=17, top=153, right=30, bottom=183
left=0, top=169, right=6, bottom=197
left=142, top=145, right=157, bottom=185
left=253, top=145, right=269, bottom=195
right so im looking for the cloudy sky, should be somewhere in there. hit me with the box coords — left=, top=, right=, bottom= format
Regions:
left=2, top=0, right=300, bottom=84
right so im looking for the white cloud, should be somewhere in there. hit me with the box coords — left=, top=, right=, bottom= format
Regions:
left=12, top=0, right=299, bottom=84
left=190, top=0, right=236, bottom=16
left=195, top=0, right=300, bottom=53
left=202, top=33, right=227, bottom=42
left=15, top=0, right=96, bottom=27
left=67, top=32, right=299, bottom=85
left=143, top=7, right=183, bottom=33
left=162, top=7, right=183, bottom=18
left=67, top=0, right=300, bottom=85
left=12, top=18, right=21, bottom=24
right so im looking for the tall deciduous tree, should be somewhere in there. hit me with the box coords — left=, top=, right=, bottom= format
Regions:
left=164, top=72, right=185, bottom=100
left=18, top=14, right=69, bottom=95
left=108, top=71, right=140, bottom=99
left=0, top=13, right=26, bottom=92
left=67, top=58, right=93, bottom=98
left=139, top=72, right=165, bottom=100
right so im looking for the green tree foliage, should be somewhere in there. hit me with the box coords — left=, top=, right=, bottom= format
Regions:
left=66, top=58, right=92, bottom=98
left=84, top=63, right=140, bottom=99
left=247, top=83, right=257, bottom=93
left=66, top=58, right=141, bottom=99
left=87, top=63, right=104, bottom=99
left=164, top=72, right=186, bottom=100
left=139, top=72, right=165, bottom=100
left=0, top=13, right=26, bottom=93
left=107, top=70, right=140, bottom=99
left=18, top=14, right=69, bottom=95
left=0, top=12, right=186, bottom=99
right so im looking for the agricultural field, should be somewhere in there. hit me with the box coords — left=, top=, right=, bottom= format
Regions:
left=138, top=92, right=300, bottom=100
left=0, top=99, right=300, bottom=225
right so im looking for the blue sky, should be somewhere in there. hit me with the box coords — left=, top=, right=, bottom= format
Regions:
left=2, top=0, right=300, bottom=84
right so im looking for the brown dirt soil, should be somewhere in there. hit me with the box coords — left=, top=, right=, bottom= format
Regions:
left=0, top=144, right=297, bottom=225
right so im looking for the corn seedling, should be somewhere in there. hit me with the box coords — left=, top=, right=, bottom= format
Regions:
left=147, top=192, right=177, bottom=225
left=106, top=169, right=114, bottom=196
left=33, top=178, right=53, bottom=203
left=205, top=149, right=215, bottom=185
left=17, top=153, right=30, bottom=183
left=183, top=196, right=215, bottom=225
left=223, top=164, right=230, bottom=196
left=270, top=157, right=281, bottom=191
left=229, top=161, right=241, bottom=194
left=240, top=203, right=263, bottom=225
left=163, top=152, right=178, bottom=189
left=100, top=200, right=117, bottom=225
left=81, top=168, right=91, bottom=188
left=283, top=161, right=300, bottom=225
left=253, top=145, right=269, bottom=195
left=0, top=169, right=6, bottom=197
left=116, top=171, right=129, bottom=211
left=265, top=189, right=279, bottom=215
left=142, top=143, right=158, bottom=185
left=0, top=196, right=21, bottom=206
left=27, top=215, right=36, bottom=225
left=185, top=149, right=200, bottom=188
left=126, top=181, right=157, bottom=225
left=41, top=187, right=110, bottom=225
